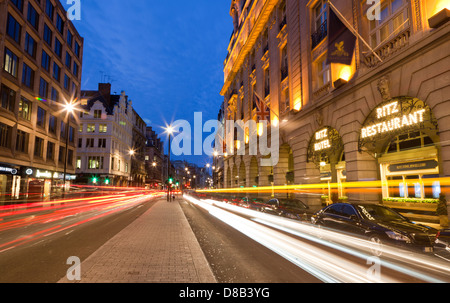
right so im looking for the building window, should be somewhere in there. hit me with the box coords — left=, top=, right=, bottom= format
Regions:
left=55, top=38, right=62, bottom=58
left=46, top=0, right=54, bottom=20
left=25, top=33, right=37, bottom=58
left=52, top=63, right=61, bottom=81
left=47, top=141, right=55, bottom=161
left=94, top=110, right=102, bottom=119
left=67, top=149, right=73, bottom=166
left=39, top=78, right=49, bottom=98
left=98, top=138, right=106, bottom=148
left=49, top=115, right=57, bottom=133
left=65, top=52, right=72, bottom=69
left=6, top=14, right=21, bottom=44
left=41, top=50, right=51, bottom=72
left=19, top=97, right=32, bottom=120
left=369, top=0, right=408, bottom=48
left=315, top=54, right=330, bottom=89
left=34, top=136, right=44, bottom=157
left=67, top=30, right=73, bottom=47
left=280, top=45, right=288, bottom=81
left=51, top=87, right=59, bottom=102
left=88, top=156, right=104, bottom=170
left=69, top=126, right=74, bottom=143
left=22, top=64, right=35, bottom=88
left=11, top=0, right=24, bottom=12
left=3, top=48, right=18, bottom=78
left=73, top=62, right=79, bottom=78
left=56, top=14, right=64, bottom=34
left=0, top=84, right=16, bottom=112
left=37, top=106, right=46, bottom=128
left=16, top=130, right=28, bottom=153
left=76, top=157, right=81, bottom=169
left=87, top=124, right=96, bottom=133
left=0, top=123, right=12, bottom=148
left=99, top=124, right=108, bottom=133
left=27, top=3, right=39, bottom=30
left=64, top=74, right=70, bottom=90
left=60, top=121, right=66, bottom=139
left=311, top=0, right=328, bottom=49
left=79, top=123, right=83, bottom=132
left=86, top=138, right=94, bottom=148
left=43, top=24, right=53, bottom=46
left=75, top=42, right=81, bottom=57
left=264, top=68, right=270, bottom=98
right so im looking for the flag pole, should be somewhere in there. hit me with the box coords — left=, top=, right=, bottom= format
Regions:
left=327, top=0, right=383, bottom=64
left=254, top=91, right=279, bottom=119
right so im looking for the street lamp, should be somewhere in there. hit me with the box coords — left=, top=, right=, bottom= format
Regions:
left=164, top=124, right=175, bottom=201
left=62, top=100, right=78, bottom=195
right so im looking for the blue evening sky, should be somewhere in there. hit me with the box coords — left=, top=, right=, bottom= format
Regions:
left=64, top=1, right=232, bottom=166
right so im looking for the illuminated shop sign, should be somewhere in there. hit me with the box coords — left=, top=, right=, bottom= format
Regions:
left=358, top=97, right=438, bottom=154
left=314, top=129, right=331, bottom=152
left=308, top=127, right=344, bottom=166
left=0, top=166, right=18, bottom=175
left=361, top=101, right=427, bottom=139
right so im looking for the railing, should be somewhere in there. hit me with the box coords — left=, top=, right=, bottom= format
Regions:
left=311, top=20, right=327, bottom=49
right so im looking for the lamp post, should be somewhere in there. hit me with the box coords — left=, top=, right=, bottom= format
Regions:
left=62, top=102, right=75, bottom=196
left=164, top=125, right=174, bottom=201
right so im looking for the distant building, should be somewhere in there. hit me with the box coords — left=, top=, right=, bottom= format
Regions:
left=144, top=126, right=164, bottom=188
left=76, top=83, right=134, bottom=186
left=0, top=0, right=83, bottom=198
left=130, top=109, right=147, bottom=187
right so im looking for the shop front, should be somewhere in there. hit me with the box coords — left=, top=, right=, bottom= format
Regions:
left=359, top=97, right=441, bottom=203
left=21, top=167, right=76, bottom=198
left=307, top=126, right=346, bottom=205
left=0, top=164, right=21, bottom=200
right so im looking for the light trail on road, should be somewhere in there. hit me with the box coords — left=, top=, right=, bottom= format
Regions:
left=0, top=190, right=164, bottom=253
left=185, top=195, right=450, bottom=283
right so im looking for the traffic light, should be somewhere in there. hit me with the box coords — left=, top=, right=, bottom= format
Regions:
left=92, top=177, right=98, bottom=184
left=105, top=178, right=110, bottom=185
left=168, top=177, right=173, bottom=184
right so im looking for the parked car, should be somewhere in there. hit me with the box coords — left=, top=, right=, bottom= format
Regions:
left=434, top=229, right=450, bottom=261
left=311, top=202, right=438, bottom=254
left=237, top=197, right=266, bottom=211
left=260, top=198, right=313, bottom=221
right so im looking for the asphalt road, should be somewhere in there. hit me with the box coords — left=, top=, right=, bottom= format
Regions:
left=179, top=198, right=322, bottom=283
left=0, top=194, right=158, bottom=283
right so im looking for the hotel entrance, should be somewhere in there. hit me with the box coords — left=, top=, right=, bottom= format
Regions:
left=308, top=126, right=346, bottom=205
left=359, top=97, right=440, bottom=203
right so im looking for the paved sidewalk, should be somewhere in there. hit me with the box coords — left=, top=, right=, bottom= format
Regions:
left=58, top=198, right=216, bottom=283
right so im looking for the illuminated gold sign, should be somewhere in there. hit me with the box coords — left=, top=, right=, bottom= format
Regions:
left=361, top=101, right=427, bottom=139
left=314, top=129, right=331, bottom=152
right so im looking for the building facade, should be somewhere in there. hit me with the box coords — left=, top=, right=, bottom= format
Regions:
left=130, top=108, right=147, bottom=187
left=0, top=0, right=83, bottom=198
left=219, top=0, right=450, bottom=223
left=144, top=126, right=164, bottom=188
left=76, top=83, right=135, bottom=187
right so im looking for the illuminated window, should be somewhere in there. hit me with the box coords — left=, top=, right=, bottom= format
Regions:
left=87, top=124, right=95, bottom=133
left=315, top=54, right=330, bottom=89
left=369, top=0, right=409, bottom=49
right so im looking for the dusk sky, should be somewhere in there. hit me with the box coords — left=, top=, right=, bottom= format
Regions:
left=63, top=1, right=232, bottom=166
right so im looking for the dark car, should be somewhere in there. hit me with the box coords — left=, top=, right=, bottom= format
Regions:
left=261, top=198, right=313, bottom=221
left=238, top=197, right=266, bottom=211
left=311, top=203, right=438, bottom=254
left=434, top=229, right=450, bottom=261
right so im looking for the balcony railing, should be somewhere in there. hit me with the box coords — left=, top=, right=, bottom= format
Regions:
left=311, top=20, right=327, bottom=49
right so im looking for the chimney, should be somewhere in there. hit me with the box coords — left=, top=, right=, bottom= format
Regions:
left=98, top=83, right=111, bottom=100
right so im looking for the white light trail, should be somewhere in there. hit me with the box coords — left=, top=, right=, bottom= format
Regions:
left=186, top=196, right=450, bottom=283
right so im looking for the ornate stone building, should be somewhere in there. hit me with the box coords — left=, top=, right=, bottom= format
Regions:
left=219, top=0, right=450, bottom=223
